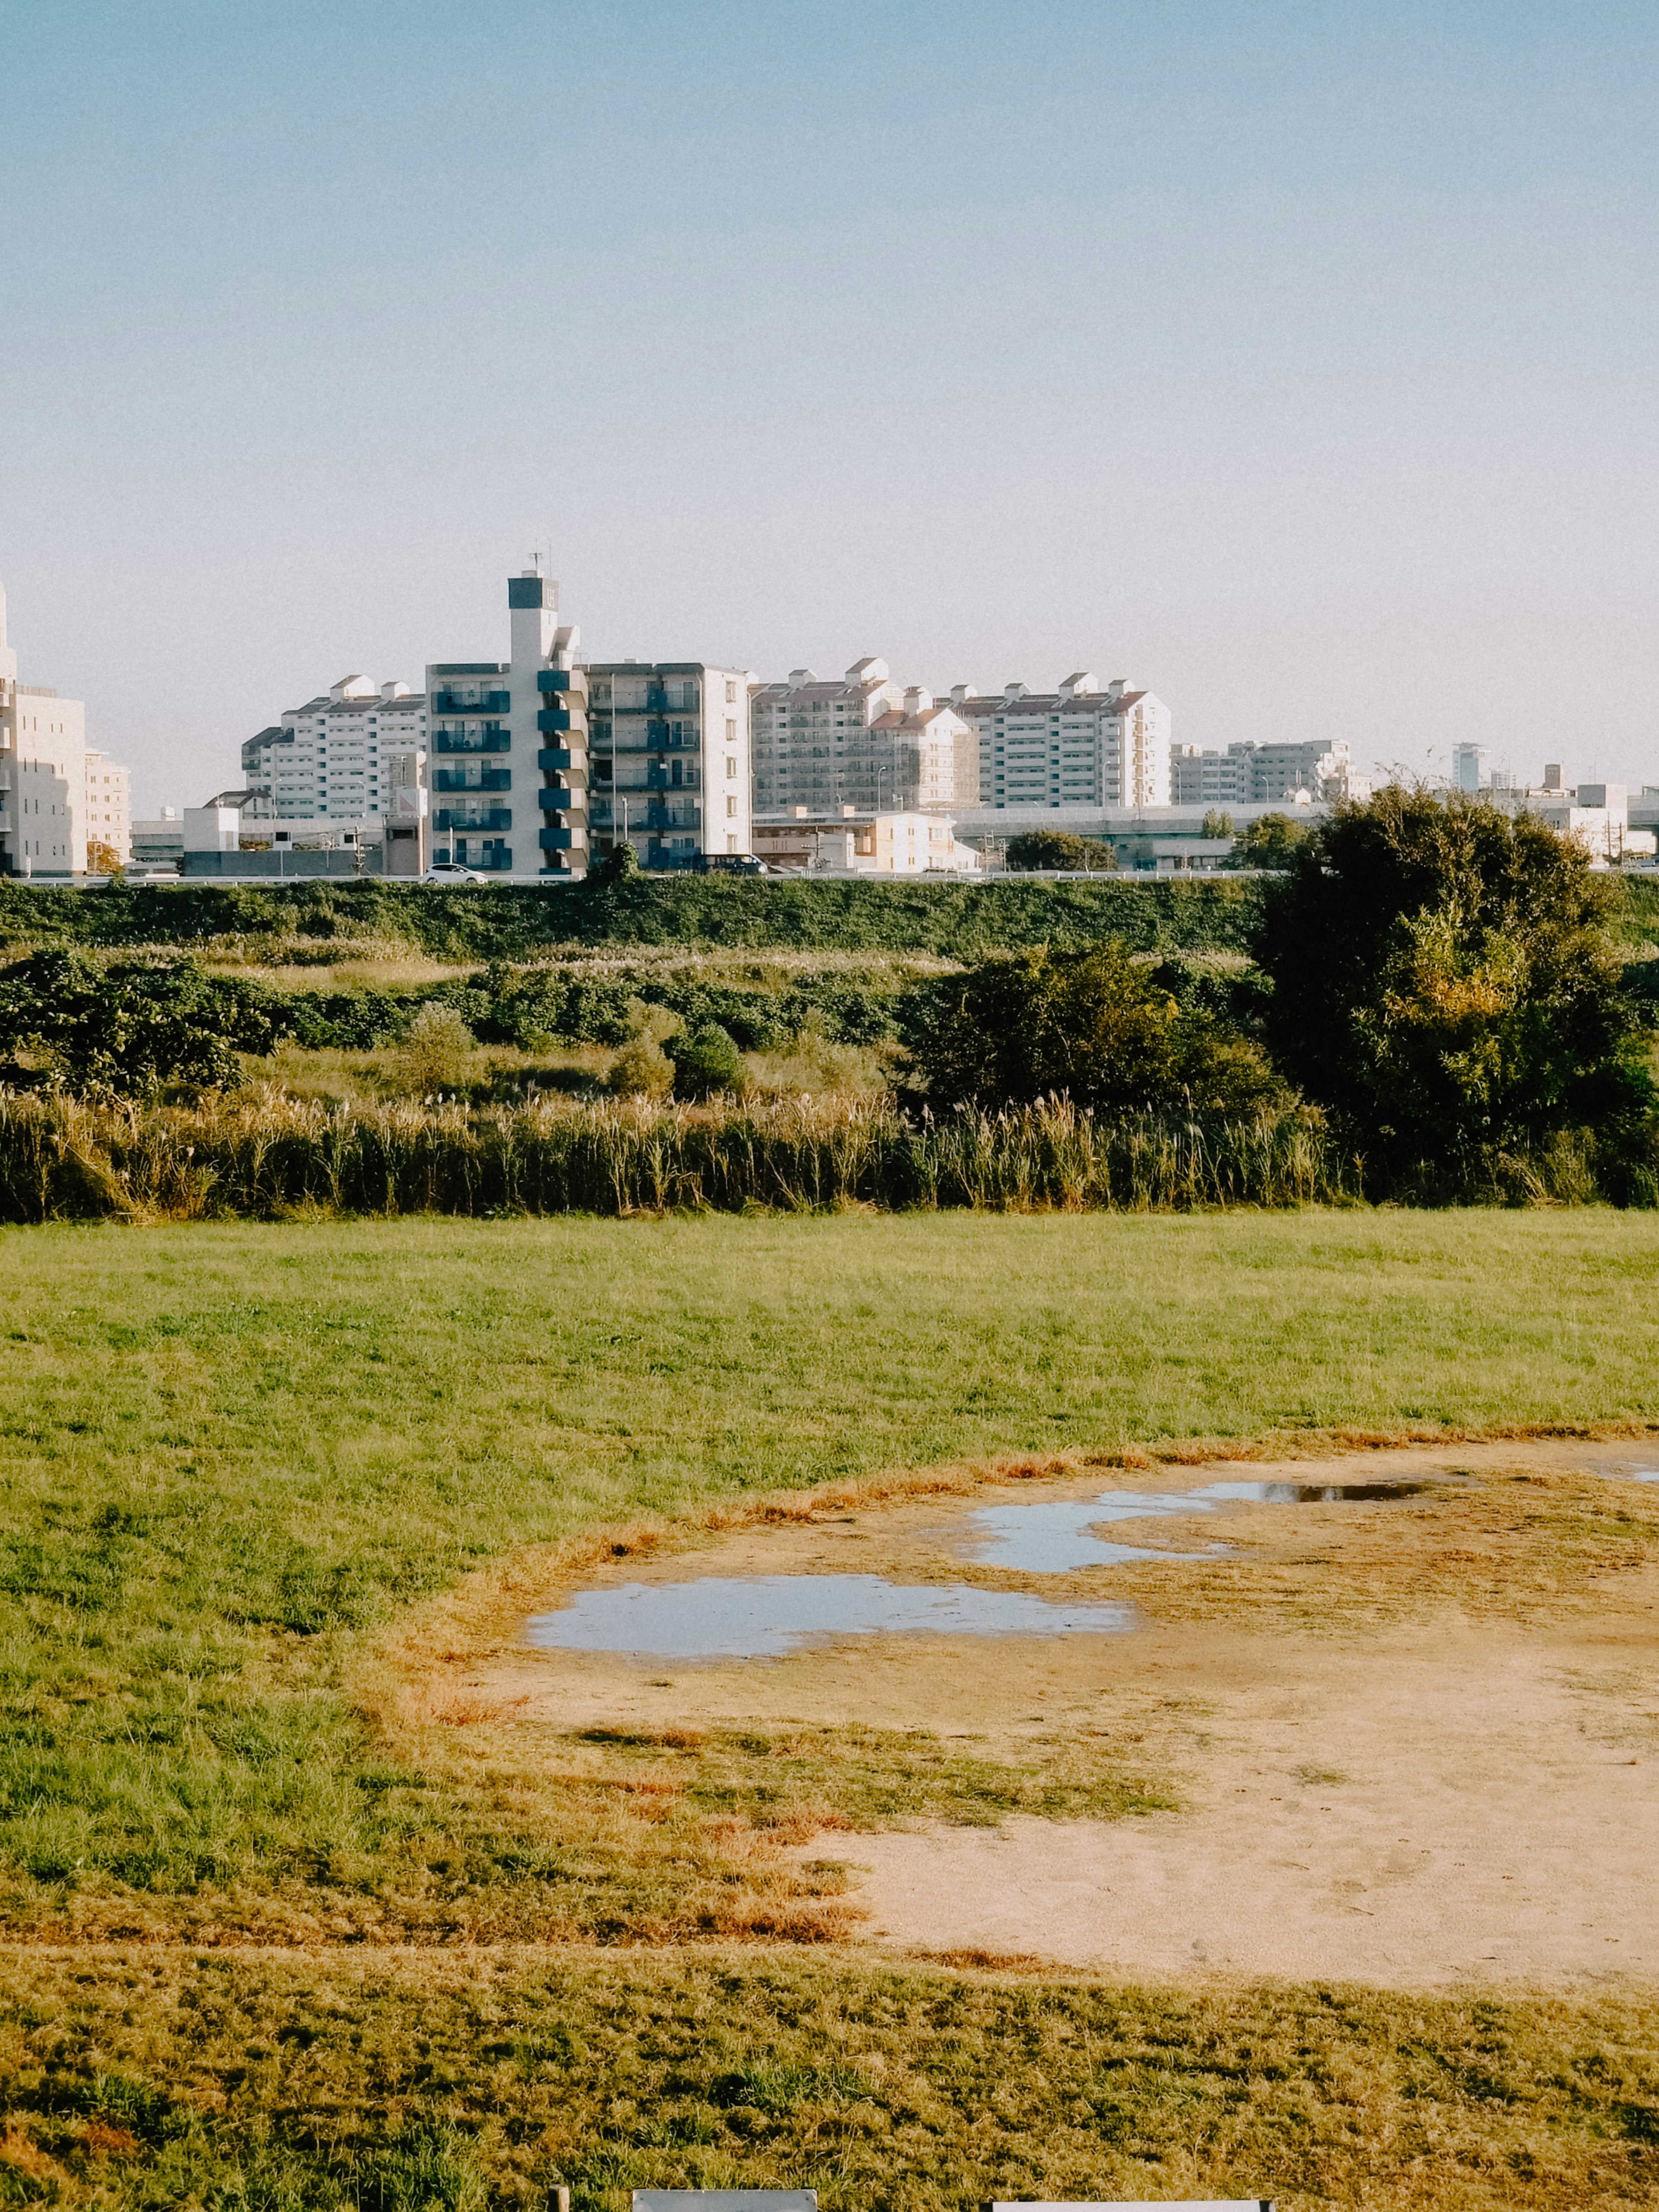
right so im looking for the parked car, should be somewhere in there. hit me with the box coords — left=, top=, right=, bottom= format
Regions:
left=692, top=852, right=770, bottom=875
left=423, top=860, right=489, bottom=885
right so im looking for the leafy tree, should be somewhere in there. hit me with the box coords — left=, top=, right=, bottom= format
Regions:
left=0, top=950, right=289, bottom=1094
left=1200, top=810, right=1235, bottom=841
left=669, top=1023, right=746, bottom=1099
left=903, top=940, right=1286, bottom=1115
left=1223, top=813, right=1313, bottom=870
left=1004, top=830, right=1118, bottom=873
left=1251, top=786, right=1655, bottom=1181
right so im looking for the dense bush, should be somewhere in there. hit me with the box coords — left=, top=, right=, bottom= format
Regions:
left=0, top=950, right=289, bottom=1094
left=1004, top=830, right=1118, bottom=872
left=1253, top=787, right=1658, bottom=1188
left=669, top=1024, right=746, bottom=1099
left=901, top=941, right=1287, bottom=1116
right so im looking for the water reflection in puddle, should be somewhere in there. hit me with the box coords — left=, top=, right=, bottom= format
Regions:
left=527, top=1574, right=1138, bottom=1659
left=965, top=1478, right=1446, bottom=1573
left=1587, top=1462, right=1659, bottom=1483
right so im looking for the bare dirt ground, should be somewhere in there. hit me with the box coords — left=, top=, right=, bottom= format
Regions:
left=784, top=1619, right=1659, bottom=1988
left=387, top=1438, right=1659, bottom=1988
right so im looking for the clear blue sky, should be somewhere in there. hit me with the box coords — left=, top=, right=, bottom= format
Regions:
left=3, top=0, right=1657, bottom=812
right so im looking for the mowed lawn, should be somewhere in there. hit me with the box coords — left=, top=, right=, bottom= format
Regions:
left=1, top=1207, right=1656, bottom=1905
left=4, top=1211, right=1659, bottom=2211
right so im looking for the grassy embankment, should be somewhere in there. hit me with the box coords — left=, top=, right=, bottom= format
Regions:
left=3, top=1213, right=1659, bottom=2202
left=0, top=874, right=1264, bottom=962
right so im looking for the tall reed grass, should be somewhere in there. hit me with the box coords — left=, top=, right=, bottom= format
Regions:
left=0, top=1088, right=1365, bottom=1222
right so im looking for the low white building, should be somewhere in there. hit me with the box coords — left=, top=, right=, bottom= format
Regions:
left=242, top=675, right=429, bottom=822
left=950, top=676, right=1172, bottom=809
left=750, top=659, right=977, bottom=814
left=753, top=807, right=979, bottom=875
left=83, top=749, right=132, bottom=865
left=1170, top=738, right=1369, bottom=806
left=0, top=583, right=88, bottom=877
left=1495, top=779, right=1656, bottom=863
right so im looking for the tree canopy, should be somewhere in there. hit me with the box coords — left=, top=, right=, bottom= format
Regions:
left=1251, top=787, right=1654, bottom=1182
left=1004, top=830, right=1118, bottom=873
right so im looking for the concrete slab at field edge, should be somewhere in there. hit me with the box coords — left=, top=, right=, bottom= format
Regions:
left=634, top=2196, right=817, bottom=2212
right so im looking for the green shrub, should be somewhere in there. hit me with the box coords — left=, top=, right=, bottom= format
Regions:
left=0, top=949, right=287, bottom=1094
left=903, top=941, right=1287, bottom=1116
left=670, top=1023, right=746, bottom=1099
left=397, top=1004, right=474, bottom=1094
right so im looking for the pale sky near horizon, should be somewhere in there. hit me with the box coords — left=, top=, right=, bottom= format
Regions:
left=3, top=0, right=1657, bottom=814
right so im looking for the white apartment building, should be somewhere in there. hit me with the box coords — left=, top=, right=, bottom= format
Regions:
left=951, top=676, right=1172, bottom=809
left=83, top=749, right=132, bottom=865
left=427, top=572, right=588, bottom=877
left=750, top=659, right=977, bottom=814
left=585, top=659, right=750, bottom=867
left=0, top=583, right=88, bottom=877
left=1170, top=738, right=1369, bottom=807
left=242, top=676, right=429, bottom=821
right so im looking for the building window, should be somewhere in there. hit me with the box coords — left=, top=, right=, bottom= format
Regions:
left=726, top=795, right=737, bottom=818
left=725, top=756, right=737, bottom=778
left=725, top=718, right=736, bottom=741
left=725, top=680, right=736, bottom=703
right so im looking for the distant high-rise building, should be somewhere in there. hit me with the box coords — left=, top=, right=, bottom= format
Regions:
left=83, top=749, right=132, bottom=864
left=1169, top=738, right=1368, bottom=807
left=949, top=676, right=1171, bottom=809
left=750, top=659, right=976, bottom=815
left=0, top=582, right=88, bottom=877
left=1450, top=743, right=1489, bottom=793
left=242, top=675, right=428, bottom=822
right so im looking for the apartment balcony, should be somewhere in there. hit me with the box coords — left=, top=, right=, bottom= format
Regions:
left=536, top=669, right=578, bottom=694
left=435, top=807, right=512, bottom=833
left=645, top=767, right=699, bottom=792
left=536, top=785, right=581, bottom=814
left=432, top=727, right=511, bottom=755
left=640, top=801, right=700, bottom=832
left=537, top=707, right=575, bottom=734
left=537, top=748, right=576, bottom=774
left=432, top=766, right=511, bottom=792
left=431, top=689, right=510, bottom=715
left=538, top=823, right=576, bottom=851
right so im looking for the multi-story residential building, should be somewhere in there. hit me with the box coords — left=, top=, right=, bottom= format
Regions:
left=1169, top=737, right=1368, bottom=807
left=950, top=675, right=1171, bottom=809
left=0, top=583, right=88, bottom=877
left=83, top=749, right=132, bottom=865
left=426, top=572, right=588, bottom=877
left=585, top=660, right=750, bottom=868
left=750, top=659, right=976, bottom=814
left=242, top=675, right=428, bottom=821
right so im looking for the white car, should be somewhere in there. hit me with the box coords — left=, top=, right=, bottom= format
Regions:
left=423, top=861, right=489, bottom=885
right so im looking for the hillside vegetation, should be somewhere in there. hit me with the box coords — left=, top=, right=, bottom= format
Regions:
left=0, top=874, right=1262, bottom=960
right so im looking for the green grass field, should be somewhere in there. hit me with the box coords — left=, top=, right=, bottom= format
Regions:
left=4, top=1211, right=1659, bottom=2206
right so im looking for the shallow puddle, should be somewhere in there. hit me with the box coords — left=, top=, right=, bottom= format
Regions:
left=1586, top=1462, right=1659, bottom=1483
left=961, top=1478, right=1447, bottom=1573
left=526, top=1573, right=1138, bottom=1659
